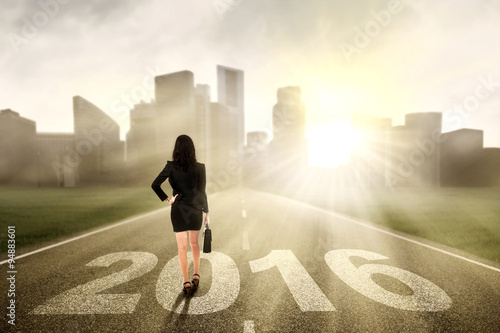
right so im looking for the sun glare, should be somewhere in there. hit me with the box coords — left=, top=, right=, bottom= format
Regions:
left=308, top=126, right=356, bottom=167
left=303, top=77, right=397, bottom=167
left=304, top=85, right=358, bottom=168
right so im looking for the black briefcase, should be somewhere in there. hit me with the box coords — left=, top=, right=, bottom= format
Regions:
left=203, top=224, right=212, bottom=253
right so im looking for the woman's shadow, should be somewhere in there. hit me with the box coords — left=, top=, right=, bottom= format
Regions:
left=163, top=291, right=193, bottom=327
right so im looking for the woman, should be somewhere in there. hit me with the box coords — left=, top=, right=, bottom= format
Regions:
left=151, top=134, right=210, bottom=296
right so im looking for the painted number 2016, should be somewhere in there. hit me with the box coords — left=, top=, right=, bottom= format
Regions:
left=32, top=249, right=452, bottom=315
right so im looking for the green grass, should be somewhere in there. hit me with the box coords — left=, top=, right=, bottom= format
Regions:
left=280, top=186, right=500, bottom=263
left=0, top=186, right=166, bottom=253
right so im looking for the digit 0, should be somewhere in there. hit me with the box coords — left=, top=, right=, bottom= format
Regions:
left=156, top=251, right=240, bottom=314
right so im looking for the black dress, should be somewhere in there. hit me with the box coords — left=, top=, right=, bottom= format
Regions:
left=151, top=161, right=209, bottom=232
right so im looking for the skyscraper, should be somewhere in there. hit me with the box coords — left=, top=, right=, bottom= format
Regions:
left=126, top=100, right=157, bottom=169
left=155, top=71, right=196, bottom=158
left=73, top=96, right=123, bottom=184
left=207, top=102, right=238, bottom=191
left=477, top=148, right=500, bottom=186
left=404, top=112, right=442, bottom=187
left=195, top=84, right=211, bottom=165
left=270, top=86, right=308, bottom=168
left=388, top=112, right=442, bottom=187
left=0, top=109, right=37, bottom=185
left=37, top=133, right=77, bottom=187
left=440, top=129, right=483, bottom=186
left=217, top=65, right=244, bottom=148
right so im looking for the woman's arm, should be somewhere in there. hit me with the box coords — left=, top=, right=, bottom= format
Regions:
left=198, top=163, right=209, bottom=213
left=151, top=163, right=171, bottom=202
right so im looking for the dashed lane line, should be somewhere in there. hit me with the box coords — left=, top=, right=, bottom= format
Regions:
left=243, top=231, right=250, bottom=251
left=243, top=320, right=255, bottom=333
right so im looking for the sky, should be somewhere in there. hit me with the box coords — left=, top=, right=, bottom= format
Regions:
left=1, top=0, right=500, bottom=166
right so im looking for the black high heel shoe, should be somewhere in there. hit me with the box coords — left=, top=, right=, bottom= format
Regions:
left=183, top=281, right=191, bottom=296
left=191, top=274, right=200, bottom=294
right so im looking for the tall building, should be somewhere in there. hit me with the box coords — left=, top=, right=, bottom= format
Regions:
left=351, top=114, right=392, bottom=186
left=0, top=109, right=37, bottom=185
left=404, top=112, right=442, bottom=187
left=270, top=86, right=308, bottom=168
left=440, top=130, right=500, bottom=187
left=125, top=68, right=242, bottom=185
left=37, top=133, right=77, bottom=187
left=73, top=96, right=123, bottom=185
left=195, top=84, right=211, bottom=165
left=206, top=102, right=238, bottom=192
left=155, top=71, right=196, bottom=160
left=388, top=112, right=442, bottom=187
left=217, top=65, right=245, bottom=148
left=440, top=129, right=483, bottom=187
left=477, top=148, right=500, bottom=186
left=126, top=100, right=157, bottom=169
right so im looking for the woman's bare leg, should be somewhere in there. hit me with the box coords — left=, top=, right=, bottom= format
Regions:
left=175, top=231, right=190, bottom=284
left=188, top=230, right=201, bottom=277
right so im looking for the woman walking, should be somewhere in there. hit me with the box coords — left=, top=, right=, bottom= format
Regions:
left=151, top=135, right=210, bottom=296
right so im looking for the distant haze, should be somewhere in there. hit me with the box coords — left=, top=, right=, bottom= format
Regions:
left=2, top=0, right=500, bottom=151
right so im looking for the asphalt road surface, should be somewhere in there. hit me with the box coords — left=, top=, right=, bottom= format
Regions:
left=2, top=188, right=500, bottom=332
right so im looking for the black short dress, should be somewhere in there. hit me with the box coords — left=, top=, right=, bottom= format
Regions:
left=151, top=161, right=209, bottom=232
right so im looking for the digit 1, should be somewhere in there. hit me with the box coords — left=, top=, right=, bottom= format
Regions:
left=249, top=250, right=335, bottom=312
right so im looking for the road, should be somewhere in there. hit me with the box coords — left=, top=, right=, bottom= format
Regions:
left=1, top=188, right=500, bottom=332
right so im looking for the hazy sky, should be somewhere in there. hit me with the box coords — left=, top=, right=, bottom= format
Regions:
left=1, top=0, right=500, bottom=154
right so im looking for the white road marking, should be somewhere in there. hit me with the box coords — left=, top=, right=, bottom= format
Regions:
left=263, top=192, right=500, bottom=274
left=156, top=252, right=240, bottom=314
left=243, top=320, right=255, bottom=333
left=243, top=231, right=250, bottom=250
left=242, top=209, right=247, bottom=218
left=249, top=250, right=336, bottom=312
left=325, top=249, right=452, bottom=311
left=0, top=208, right=167, bottom=266
left=31, top=252, right=158, bottom=314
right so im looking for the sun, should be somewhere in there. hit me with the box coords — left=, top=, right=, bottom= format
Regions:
left=307, top=126, right=357, bottom=167
left=303, top=86, right=358, bottom=167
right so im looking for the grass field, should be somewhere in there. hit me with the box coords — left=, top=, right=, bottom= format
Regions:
left=1, top=186, right=499, bottom=264
left=278, top=186, right=500, bottom=263
left=0, top=186, right=167, bottom=254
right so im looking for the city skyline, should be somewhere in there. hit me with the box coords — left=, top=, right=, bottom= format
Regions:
left=0, top=64, right=247, bottom=188
left=2, top=65, right=500, bottom=171
left=2, top=0, right=500, bottom=167
left=2, top=68, right=499, bottom=173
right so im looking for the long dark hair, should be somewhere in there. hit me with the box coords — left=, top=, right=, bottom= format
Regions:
left=172, top=135, right=197, bottom=171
